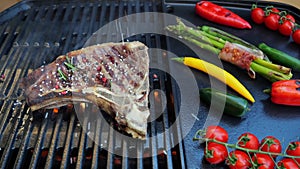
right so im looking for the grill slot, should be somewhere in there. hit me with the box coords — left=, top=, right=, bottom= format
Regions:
left=0, top=1, right=187, bottom=169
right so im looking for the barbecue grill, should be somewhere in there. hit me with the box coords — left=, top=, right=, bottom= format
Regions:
left=1, top=0, right=300, bottom=169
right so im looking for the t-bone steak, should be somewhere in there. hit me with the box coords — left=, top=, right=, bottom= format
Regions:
left=20, top=41, right=150, bottom=139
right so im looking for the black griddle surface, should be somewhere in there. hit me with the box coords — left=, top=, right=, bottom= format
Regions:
left=165, top=1, right=300, bottom=168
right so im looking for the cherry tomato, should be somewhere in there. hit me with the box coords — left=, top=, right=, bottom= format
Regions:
left=259, top=136, right=282, bottom=157
left=226, top=150, right=251, bottom=169
left=251, top=7, right=265, bottom=24
left=271, top=7, right=280, bottom=13
left=205, top=126, right=229, bottom=143
left=251, top=153, right=275, bottom=169
left=278, top=21, right=294, bottom=36
left=264, top=14, right=280, bottom=30
left=264, top=7, right=280, bottom=31
left=286, top=141, right=300, bottom=163
left=237, top=132, right=260, bottom=151
left=277, top=158, right=300, bottom=169
left=278, top=14, right=295, bottom=36
left=284, top=14, right=296, bottom=23
left=292, top=29, right=300, bottom=45
left=204, top=142, right=228, bottom=164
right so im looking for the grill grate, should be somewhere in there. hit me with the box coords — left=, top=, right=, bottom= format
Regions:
left=0, top=1, right=187, bottom=169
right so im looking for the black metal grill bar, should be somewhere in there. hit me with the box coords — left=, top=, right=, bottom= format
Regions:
left=75, top=115, right=88, bottom=169
left=44, top=113, right=63, bottom=169
left=90, top=117, right=101, bottom=169
left=56, top=118, right=68, bottom=149
left=29, top=112, right=50, bottom=169
left=14, top=109, right=31, bottom=169
left=60, top=113, right=77, bottom=169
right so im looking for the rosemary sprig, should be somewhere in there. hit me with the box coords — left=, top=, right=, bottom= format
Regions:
left=57, top=69, right=67, bottom=81
left=64, top=54, right=77, bottom=71
left=64, top=62, right=77, bottom=71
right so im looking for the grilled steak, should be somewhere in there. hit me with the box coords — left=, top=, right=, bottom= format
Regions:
left=20, top=41, right=150, bottom=139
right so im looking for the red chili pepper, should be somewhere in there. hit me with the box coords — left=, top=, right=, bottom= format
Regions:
left=267, top=80, right=300, bottom=106
left=195, top=1, right=252, bottom=29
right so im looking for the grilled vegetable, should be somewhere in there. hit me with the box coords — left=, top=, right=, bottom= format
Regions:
left=264, top=79, right=300, bottom=106
left=200, top=25, right=264, bottom=59
left=173, top=57, right=255, bottom=103
left=195, top=1, right=251, bottom=29
left=258, top=43, right=300, bottom=72
left=250, top=59, right=292, bottom=82
left=200, top=88, right=249, bottom=117
left=166, top=19, right=293, bottom=82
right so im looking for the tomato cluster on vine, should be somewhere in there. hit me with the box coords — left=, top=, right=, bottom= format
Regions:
left=250, top=4, right=300, bottom=45
left=193, top=126, right=300, bottom=169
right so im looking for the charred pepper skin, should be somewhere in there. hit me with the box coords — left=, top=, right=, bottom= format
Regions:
left=270, top=80, right=300, bottom=106
left=195, top=1, right=252, bottom=29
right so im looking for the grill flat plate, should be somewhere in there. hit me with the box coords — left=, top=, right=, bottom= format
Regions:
left=165, top=1, right=300, bottom=168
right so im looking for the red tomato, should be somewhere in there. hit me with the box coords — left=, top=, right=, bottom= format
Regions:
left=277, top=158, right=300, bottom=169
left=204, top=142, right=228, bottom=164
left=269, top=7, right=280, bottom=14
left=284, top=14, right=296, bottom=23
left=251, top=7, right=265, bottom=24
left=226, top=150, right=251, bottom=169
left=237, top=132, right=260, bottom=151
left=279, top=21, right=294, bottom=36
left=278, top=14, right=295, bottom=36
left=292, top=29, right=300, bottom=45
left=205, top=126, right=229, bottom=143
left=264, top=14, right=280, bottom=30
left=251, top=154, right=275, bottom=169
left=264, top=7, right=280, bottom=30
left=259, top=136, right=282, bottom=157
left=286, top=141, right=300, bottom=163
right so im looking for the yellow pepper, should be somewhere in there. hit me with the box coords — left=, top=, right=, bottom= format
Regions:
left=173, top=57, right=255, bottom=103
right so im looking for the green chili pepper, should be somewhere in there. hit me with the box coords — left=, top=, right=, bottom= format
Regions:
left=200, top=88, right=250, bottom=117
left=258, top=43, right=300, bottom=72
